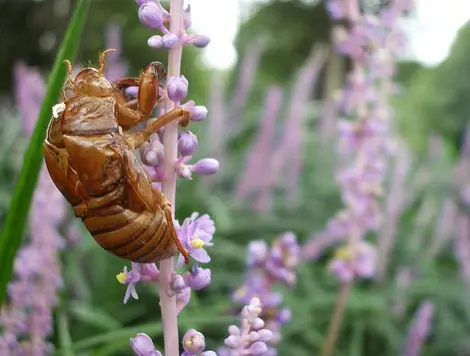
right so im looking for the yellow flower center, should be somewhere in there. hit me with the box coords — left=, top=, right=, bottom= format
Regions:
left=191, top=238, right=205, bottom=249
left=335, top=246, right=352, bottom=261
left=116, top=272, right=127, bottom=284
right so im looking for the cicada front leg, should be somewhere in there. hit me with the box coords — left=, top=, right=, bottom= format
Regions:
left=114, top=62, right=166, bottom=129
left=124, top=108, right=191, bottom=150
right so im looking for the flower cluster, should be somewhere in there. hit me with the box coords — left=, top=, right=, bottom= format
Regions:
left=117, top=212, right=215, bottom=306
left=402, top=300, right=435, bottom=356
left=0, top=64, right=68, bottom=355
left=132, top=0, right=216, bottom=187
left=219, top=233, right=300, bottom=355
left=219, top=297, right=274, bottom=356
left=122, top=2, right=220, bottom=355
left=303, top=0, right=413, bottom=281
left=130, top=329, right=217, bottom=356
left=328, top=240, right=377, bottom=283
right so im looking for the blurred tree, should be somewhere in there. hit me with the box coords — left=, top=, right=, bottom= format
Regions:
left=395, top=20, right=470, bottom=158
left=0, top=0, right=209, bottom=103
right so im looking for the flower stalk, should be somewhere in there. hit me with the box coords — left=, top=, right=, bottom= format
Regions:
left=158, top=1, right=185, bottom=355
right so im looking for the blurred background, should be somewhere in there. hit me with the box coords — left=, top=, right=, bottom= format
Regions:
left=1, top=0, right=470, bottom=355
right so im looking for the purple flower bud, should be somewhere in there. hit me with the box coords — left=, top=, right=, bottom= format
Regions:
left=138, top=2, right=163, bottom=29
left=178, top=131, right=198, bottom=157
left=136, top=0, right=152, bottom=5
left=191, top=158, right=219, bottom=175
left=176, top=286, right=191, bottom=315
left=257, top=329, right=273, bottom=342
left=162, top=33, right=179, bottom=49
left=224, top=335, right=239, bottom=348
left=182, top=329, right=206, bottom=354
left=228, top=325, right=241, bottom=336
left=247, top=240, right=268, bottom=265
left=251, top=317, right=265, bottom=330
left=126, top=86, right=139, bottom=97
left=130, top=333, right=161, bottom=356
left=170, top=274, right=186, bottom=293
left=190, top=35, right=211, bottom=48
left=167, top=75, right=188, bottom=102
left=189, top=105, right=208, bottom=121
left=248, top=341, right=268, bottom=355
left=184, top=265, right=211, bottom=290
left=140, top=263, right=160, bottom=282
left=140, top=139, right=164, bottom=167
left=148, top=35, right=163, bottom=49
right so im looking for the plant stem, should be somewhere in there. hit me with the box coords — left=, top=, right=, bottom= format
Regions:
left=158, top=1, right=185, bottom=356
left=320, top=282, right=350, bottom=356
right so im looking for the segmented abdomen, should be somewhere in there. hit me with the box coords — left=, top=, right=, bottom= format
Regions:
left=82, top=202, right=177, bottom=262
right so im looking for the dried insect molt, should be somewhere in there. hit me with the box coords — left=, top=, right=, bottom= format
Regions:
left=43, top=49, right=191, bottom=264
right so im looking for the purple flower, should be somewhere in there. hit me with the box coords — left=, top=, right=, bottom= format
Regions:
left=185, top=34, right=211, bottom=48
left=170, top=273, right=187, bottom=294
left=221, top=298, right=273, bottom=356
left=148, top=35, right=164, bottom=48
left=176, top=286, right=191, bottom=315
left=167, top=75, right=189, bottom=102
left=117, top=263, right=160, bottom=303
left=178, top=131, right=198, bottom=157
left=329, top=241, right=377, bottom=283
left=176, top=213, right=215, bottom=267
left=162, top=33, right=179, bottom=49
left=182, top=329, right=206, bottom=354
left=138, top=2, right=164, bottom=29
left=183, top=265, right=211, bottom=290
left=1, top=63, right=69, bottom=355
left=190, top=158, right=220, bottom=175
left=403, top=301, right=435, bottom=356
left=182, top=101, right=208, bottom=121
left=327, top=0, right=347, bottom=20
left=140, top=135, right=165, bottom=167
left=130, top=333, right=162, bottom=356
left=265, top=232, right=300, bottom=285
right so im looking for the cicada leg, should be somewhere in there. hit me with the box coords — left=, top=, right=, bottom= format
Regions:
left=124, top=108, right=190, bottom=150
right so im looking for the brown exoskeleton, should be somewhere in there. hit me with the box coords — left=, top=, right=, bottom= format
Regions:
left=43, top=49, right=190, bottom=264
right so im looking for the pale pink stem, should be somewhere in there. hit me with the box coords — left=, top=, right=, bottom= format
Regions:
left=159, top=1, right=185, bottom=355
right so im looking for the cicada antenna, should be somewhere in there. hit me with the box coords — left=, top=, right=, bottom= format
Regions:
left=99, top=48, right=116, bottom=74
left=63, top=59, right=75, bottom=85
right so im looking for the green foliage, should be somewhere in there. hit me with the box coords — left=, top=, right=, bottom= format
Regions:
left=1, top=1, right=469, bottom=355
left=233, top=0, right=333, bottom=88
left=395, top=21, right=470, bottom=158
left=0, top=0, right=90, bottom=304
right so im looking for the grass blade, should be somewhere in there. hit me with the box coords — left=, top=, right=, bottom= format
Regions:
left=0, top=0, right=91, bottom=304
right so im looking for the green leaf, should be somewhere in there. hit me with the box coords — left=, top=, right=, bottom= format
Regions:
left=68, top=301, right=122, bottom=331
left=57, top=309, right=74, bottom=356
left=0, top=0, right=91, bottom=304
